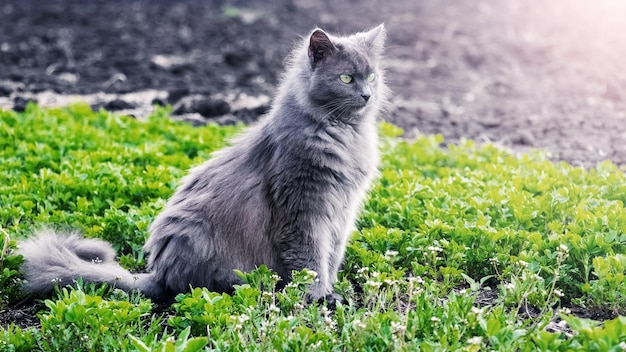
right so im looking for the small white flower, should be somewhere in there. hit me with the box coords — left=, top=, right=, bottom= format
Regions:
left=470, top=306, right=483, bottom=315
left=504, top=282, right=515, bottom=290
left=324, top=316, right=334, bottom=326
left=365, top=280, right=382, bottom=289
left=489, top=257, right=499, bottom=264
left=430, top=316, right=441, bottom=323
left=558, top=307, right=571, bottom=315
left=467, top=336, right=483, bottom=345
left=268, top=304, right=280, bottom=314
left=427, top=246, right=443, bottom=253
left=311, top=341, right=323, bottom=349
left=353, top=319, right=366, bottom=330
left=384, top=250, right=399, bottom=260
left=391, top=321, right=406, bottom=334
left=237, top=314, right=250, bottom=324
left=618, top=341, right=626, bottom=351
left=518, top=260, right=528, bottom=268
left=558, top=244, right=569, bottom=253
left=259, top=321, right=268, bottom=329
left=306, top=269, right=318, bottom=278
left=554, top=289, right=564, bottom=298
left=408, top=276, right=425, bottom=285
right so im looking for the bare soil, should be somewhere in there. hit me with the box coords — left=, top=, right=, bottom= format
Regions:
left=1, top=0, right=625, bottom=328
left=2, top=0, right=626, bottom=166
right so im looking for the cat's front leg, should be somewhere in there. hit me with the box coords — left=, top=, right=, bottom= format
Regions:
left=276, top=226, right=342, bottom=304
left=327, top=229, right=350, bottom=288
left=304, top=252, right=343, bottom=305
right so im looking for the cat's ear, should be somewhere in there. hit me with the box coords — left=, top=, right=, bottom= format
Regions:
left=308, top=29, right=335, bottom=66
left=363, top=24, right=386, bottom=54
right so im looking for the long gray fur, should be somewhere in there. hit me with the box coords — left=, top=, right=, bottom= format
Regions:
left=18, top=24, right=389, bottom=302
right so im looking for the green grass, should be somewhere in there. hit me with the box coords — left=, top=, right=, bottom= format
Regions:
left=2, top=104, right=626, bottom=350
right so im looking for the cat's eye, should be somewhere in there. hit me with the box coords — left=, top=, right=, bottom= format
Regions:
left=367, top=73, right=375, bottom=82
left=340, top=74, right=353, bottom=84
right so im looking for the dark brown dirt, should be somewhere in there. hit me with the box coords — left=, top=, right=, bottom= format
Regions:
left=0, top=298, right=41, bottom=330
left=2, top=0, right=625, bottom=166
left=1, top=0, right=626, bottom=329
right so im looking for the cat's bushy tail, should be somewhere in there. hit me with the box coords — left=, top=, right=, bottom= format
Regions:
left=18, top=229, right=164, bottom=300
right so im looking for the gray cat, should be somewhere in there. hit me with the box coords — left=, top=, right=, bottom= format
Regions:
left=18, top=24, right=388, bottom=303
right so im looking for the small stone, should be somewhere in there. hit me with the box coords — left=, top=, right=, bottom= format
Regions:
left=13, top=96, right=34, bottom=112
left=150, top=54, right=193, bottom=70
left=0, top=82, right=13, bottom=96
left=197, top=99, right=230, bottom=118
left=511, top=130, right=535, bottom=146
left=151, top=97, right=167, bottom=106
left=233, top=106, right=268, bottom=124
left=92, top=99, right=136, bottom=111
left=173, top=96, right=231, bottom=118
left=103, top=99, right=136, bottom=111
left=479, top=118, right=501, bottom=128
left=223, top=49, right=252, bottom=67
left=57, top=72, right=79, bottom=85
left=167, top=87, right=190, bottom=104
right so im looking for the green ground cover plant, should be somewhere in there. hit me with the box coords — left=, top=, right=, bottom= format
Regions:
left=2, top=104, right=626, bottom=350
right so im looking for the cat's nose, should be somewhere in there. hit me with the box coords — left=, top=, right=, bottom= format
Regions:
left=361, top=94, right=371, bottom=102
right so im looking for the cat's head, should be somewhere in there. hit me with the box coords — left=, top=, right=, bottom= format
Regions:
left=295, top=25, right=388, bottom=124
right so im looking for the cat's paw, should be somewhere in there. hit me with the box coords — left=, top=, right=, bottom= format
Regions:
left=306, top=291, right=344, bottom=308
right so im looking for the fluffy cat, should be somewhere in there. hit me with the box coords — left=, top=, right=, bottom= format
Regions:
left=18, top=24, right=388, bottom=303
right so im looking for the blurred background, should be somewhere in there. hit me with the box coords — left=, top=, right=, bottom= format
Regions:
left=1, top=0, right=625, bottom=166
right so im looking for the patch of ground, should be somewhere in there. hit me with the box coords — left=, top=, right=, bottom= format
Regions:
left=1, top=0, right=625, bottom=166
left=0, top=298, right=40, bottom=330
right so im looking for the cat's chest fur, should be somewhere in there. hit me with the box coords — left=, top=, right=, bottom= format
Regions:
left=263, top=111, right=378, bottom=216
